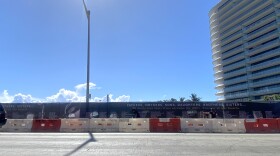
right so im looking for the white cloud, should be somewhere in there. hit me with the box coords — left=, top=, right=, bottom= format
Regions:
left=92, top=94, right=130, bottom=102
left=112, top=95, right=130, bottom=102
left=45, top=89, right=85, bottom=102
left=92, top=96, right=107, bottom=102
left=0, top=90, right=13, bottom=103
left=0, top=90, right=41, bottom=103
left=0, top=83, right=130, bottom=103
left=13, top=93, right=35, bottom=103
left=75, top=82, right=101, bottom=93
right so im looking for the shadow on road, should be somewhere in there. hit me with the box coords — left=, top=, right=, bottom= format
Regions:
left=64, top=133, right=97, bottom=156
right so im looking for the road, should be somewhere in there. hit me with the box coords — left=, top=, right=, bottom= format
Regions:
left=0, top=133, right=280, bottom=156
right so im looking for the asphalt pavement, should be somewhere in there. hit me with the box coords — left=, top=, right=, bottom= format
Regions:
left=0, top=133, right=280, bottom=156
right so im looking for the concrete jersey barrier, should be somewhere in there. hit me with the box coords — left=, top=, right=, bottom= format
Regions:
left=0, top=119, right=33, bottom=132
left=31, top=119, right=61, bottom=132
left=245, top=118, right=279, bottom=133
left=60, top=119, right=90, bottom=132
left=90, top=118, right=119, bottom=132
left=180, top=118, right=213, bottom=133
left=212, top=119, right=245, bottom=133
left=149, top=118, right=181, bottom=132
left=0, top=118, right=279, bottom=133
left=119, top=118, right=150, bottom=132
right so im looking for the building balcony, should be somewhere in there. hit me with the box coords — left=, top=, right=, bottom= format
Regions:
left=276, top=2, right=280, bottom=8
left=224, top=76, right=248, bottom=86
left=249, top=48, right=280, bottom=64
left=211, top=34, right=220, bottom=42
left=211, top=42, right=221, bottom=51
left=213, top=55, right=222, bottom=64
left=220, top=1, right=264, bottom=32
left=216, top=90, right=224, bottom=96
left=249, top=57, right=280, bottom=72
left=213, top=56, right=221, bottom=63
left=220, top=25, right=242, bottom=40
left=242, top=3, right=274, bottom=28
left=210, top=29, right=219, bottom=37
left=212, top=54, right=222, bottom=62
left=221, top=31, right=242, bottom=46
left=221, top=45, right=244, bottom=59
left=223, top=60, right=246, bottom=72
left=211, top=38, right=221, bottom=47
left=211, top=38, right=220, bottom=46
left=214, top=63, right=222, bottom=69
left=210, top=18, right=219, bottom=27
left=246, top=22, right=277, bottom=41
left=222, top=52, right=245, bottom=66
left=247, top=39, right=279, bottom=56
left=221, top=3, right=272, bottom=35
left=210, top=30, right=220, bottom=38
left=218, top=0, right=244, bottom=21
left=217, top=97, right=225, bottom=101
left=276, top=8, right=280, bottom=15
left=249, top=67, right=280, bottom=80
left=223, top=68, right=247, bottom=79
left=251, top=87, right=280, bottom=96
left=215, top=84, right=224, bottom=89
left=214, top=69, right=222, bottom=74
left=214, top=64, right=222, bottom=72
left=209, top=11, right=218, bottom=21
left=214, top=70, right=223, bottom=78
left=224, top=91, right=249, bottom=100
left=212, top=52, right=222, bottom=61
left=224, top=84, right=248, bottom=93
left=212, top=47, right=221, bottom=54
left=211, top=34, right=220, bottom=44
left=221, top=38, right=243, bottom=52
left=214, top=76, right=224, bottom=83
left=246, top=31, right=278, bottom=49
left=212, top=48, right=222, bottom=57
left=245, top=12, right=276, bottom=32
left=249, top=77, right=280, bottom=88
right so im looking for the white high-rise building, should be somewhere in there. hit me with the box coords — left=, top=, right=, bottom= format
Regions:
left=209, top=0, right=280, bottom=101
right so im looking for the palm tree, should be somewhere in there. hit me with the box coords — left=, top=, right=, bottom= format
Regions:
left=179, top=97, right=185, bottom=102
left=170, top=98, right=177, bottom=102
left=189, top=93, right=201, bottom=102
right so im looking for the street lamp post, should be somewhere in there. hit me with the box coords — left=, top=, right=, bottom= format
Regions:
left=83, top=0, right=91, bottom=117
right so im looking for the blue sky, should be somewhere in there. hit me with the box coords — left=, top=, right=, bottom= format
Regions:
left=0, top=0, right=220, bottom=103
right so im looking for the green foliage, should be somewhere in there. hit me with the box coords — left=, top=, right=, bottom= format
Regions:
left=161, top=94, right=202, bottom=102
left=170, top=98, right=178, bottom=102
left=262, top=94, right=280, bottom=101
left=189, top=93, right=201, bottom=102
left=179, top=97, right=186, bottom=102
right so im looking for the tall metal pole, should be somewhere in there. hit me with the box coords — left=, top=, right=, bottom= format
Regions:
left=86, top=11, right=90, bottom=103
left=83, top=0, right=90, bottom=117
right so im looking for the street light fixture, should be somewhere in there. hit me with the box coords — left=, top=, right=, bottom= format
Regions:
left=82, top=0, right=91, bottom=117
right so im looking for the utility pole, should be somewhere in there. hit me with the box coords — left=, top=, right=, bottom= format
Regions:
left=83, top=0, right=91, bottom=117
left=107, top=94, right=110, bottom=102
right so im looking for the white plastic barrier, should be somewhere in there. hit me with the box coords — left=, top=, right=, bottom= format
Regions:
left=0, top=119, right=33, bottom=132
left=90, top=118, right=119, bottom=132
left=180, top=118, right=213, bottom=133
left=212, top=119, right=246, bottom=133
left=119, top=118, right=150, bottom=132
left=60, top=119, right=90, bottom=132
